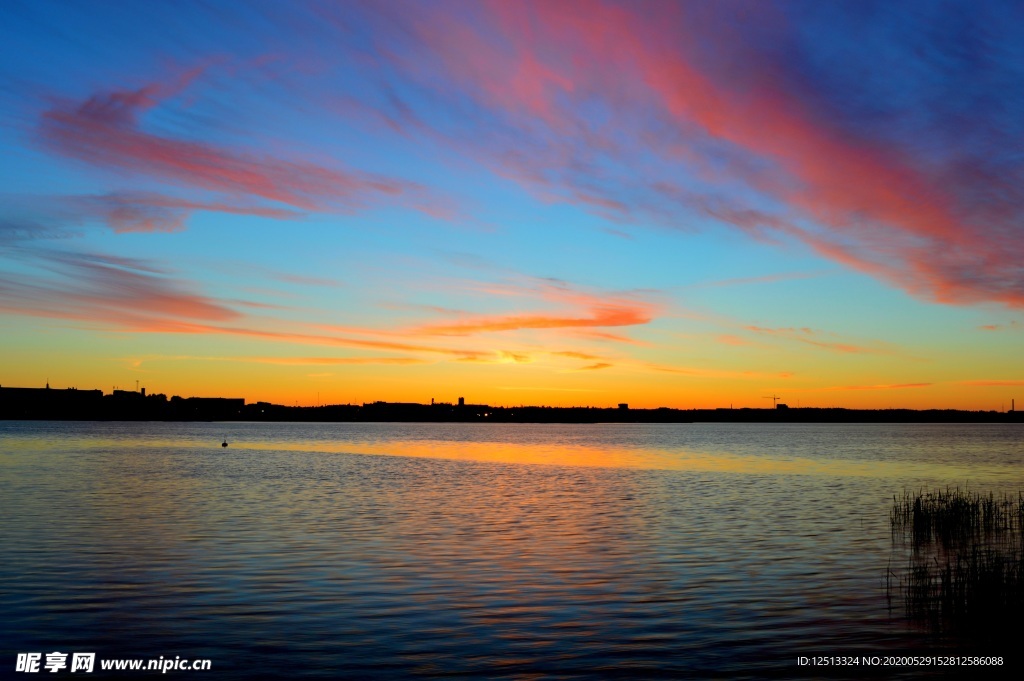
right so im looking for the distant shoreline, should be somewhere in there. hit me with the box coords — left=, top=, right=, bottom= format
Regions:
left=3, top=385, right=1021, bottom=423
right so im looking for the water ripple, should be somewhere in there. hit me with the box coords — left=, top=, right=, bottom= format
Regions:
left=2, top=421, right=1022, bottom=677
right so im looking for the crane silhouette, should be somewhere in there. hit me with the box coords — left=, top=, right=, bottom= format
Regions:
left=763, top=394, right=781, bottom=408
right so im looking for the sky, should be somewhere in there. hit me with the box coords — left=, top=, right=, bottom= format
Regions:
left=1, top=0, right=1022, bottom=410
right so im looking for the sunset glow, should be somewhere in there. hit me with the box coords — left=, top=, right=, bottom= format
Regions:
left=2, top=0, right=1022, bottom=410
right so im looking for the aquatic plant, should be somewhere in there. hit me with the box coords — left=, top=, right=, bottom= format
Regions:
left=889, top=488, right=1024, bottom=636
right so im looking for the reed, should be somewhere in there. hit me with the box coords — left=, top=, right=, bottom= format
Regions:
left=888, top=488, right=1024, bottom=636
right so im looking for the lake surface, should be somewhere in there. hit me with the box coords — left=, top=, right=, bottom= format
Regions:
left=2, top=421, right=1022, bottom=678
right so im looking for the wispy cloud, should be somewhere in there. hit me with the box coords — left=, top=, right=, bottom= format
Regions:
left=716, top=334, right=756, bottom=347
left=956, top=380, right=1024, bottom=387
left=127, top=355, right=427, bottom=368
left=578, top=362, right=612, bottom=371
left=349, top=0, right=1024, bottom=309
left=416, top=279, right=659, bottom=339
left=639, top=362, right=793, bottom=381
left=550, top=350, right=604, bottom=361
left=75, top=192, right=303, bottom=233
left=978, top=321, right=1020, bottom=332
left=36, top=70, right=441, bottom=224
left=496, top=386, right=600, bottom=393
left=699, top=271, right=833, bottom=289
left=743, top=325, right=892, bottom=355
left=825, top=383, right=932, bottom=391
left=1, top=245, right=653, bottom=372
left=2, top=191, right=303, bottom=237
left=0, top=248, right=239, bottom=325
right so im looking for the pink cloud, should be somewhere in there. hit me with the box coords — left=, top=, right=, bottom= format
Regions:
left=0, top=250, right=238, bottom=324
left=370, top=1, right=1023, bottom=309
left=38, top=75, right=426, bottom=216
left=66, top=192, right=303, bottom=233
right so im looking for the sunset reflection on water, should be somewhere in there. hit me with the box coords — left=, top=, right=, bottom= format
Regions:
left=8, top=421, right=1014, bottom=482
left=2, top=421, right=1022, bottom=677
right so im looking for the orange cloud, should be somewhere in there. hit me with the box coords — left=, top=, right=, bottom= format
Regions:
left=550, top=351, right=604, bottom=360
left=572, top=330, right=650, bottom=345
left=417, top=280, right=658, bottom=338
left=3, top=249, right=638, bottom=375
left=498, top=350, right=532, bottom=363
left=421, top=309, right=648, bottom=335
left=579, top=362, right=612, bottom=371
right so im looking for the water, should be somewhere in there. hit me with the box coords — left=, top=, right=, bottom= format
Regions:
left=2, top=421, right=1022, bottom=678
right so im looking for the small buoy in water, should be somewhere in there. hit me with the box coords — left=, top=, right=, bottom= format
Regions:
left=222, top=439, right=228, bottom=448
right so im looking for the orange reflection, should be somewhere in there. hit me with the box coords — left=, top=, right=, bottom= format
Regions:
left=29, top=433, right=1017, bottom=482
left=232, top=438, right=1010, bottom=482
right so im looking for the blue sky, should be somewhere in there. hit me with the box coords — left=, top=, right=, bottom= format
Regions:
left=1, top=0, right=1022, bottom=409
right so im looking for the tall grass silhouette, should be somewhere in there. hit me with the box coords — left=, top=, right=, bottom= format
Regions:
left=889, top=488, right=1024, bottom=636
